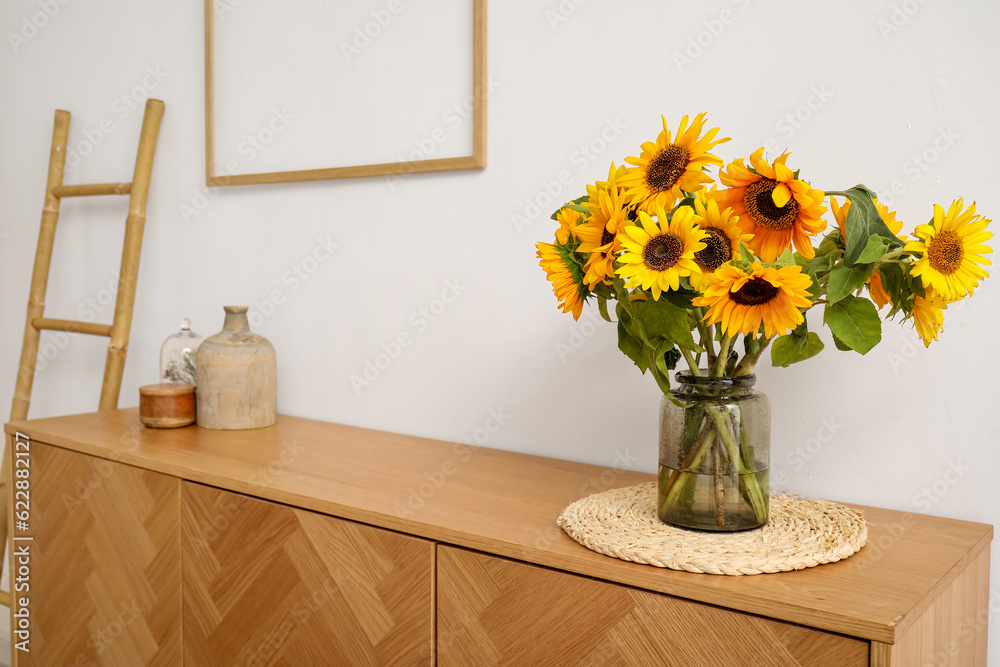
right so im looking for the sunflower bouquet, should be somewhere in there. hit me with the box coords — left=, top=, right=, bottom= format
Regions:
left=537, top=113, right=992, bottom=530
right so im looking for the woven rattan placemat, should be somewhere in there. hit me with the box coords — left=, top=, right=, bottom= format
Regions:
left=557, top=482, right=867, bottom=576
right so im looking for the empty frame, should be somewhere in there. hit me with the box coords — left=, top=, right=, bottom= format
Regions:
left=205, top=0, right=486, bottom=186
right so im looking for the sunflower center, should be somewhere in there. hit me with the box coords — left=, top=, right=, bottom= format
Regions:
left=600, top=227, right=615, bottom=246
left=694, top=228, right=732, bottom=272
left=643, top=234, right=683, bottom=271
left=927, top=230, right=964, bottom=275
left=729, top=277, right=780, bottom=306
left=646, top=145, right=690, bottom=193
left=744, top=178, right=798, bottom=230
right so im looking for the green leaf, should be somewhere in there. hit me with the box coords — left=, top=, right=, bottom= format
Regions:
left=824, top=296, right=882, bottom=354
left=904, top=270, right=926, bottom=300
left=831, top=332, right=852, bottom=351
left=840, top=186, right=904, bottom=266
left=770, top=331, right=825, bottom=367
left=661, top=287, right=697, bottom=311
left=738, top=242, right=756, bottom=269
left=803, top=255, right=833, bottom=297
left=856, top=234, right=889, bottom=264
left=635, top=297, right=699, bottom=350
left=826, top=264, right=875, bottom=304
left=597, top=296, right=612, bottom=323
left=653, top=338, right=680, bottom=377
left=817, top=231, right=843, bottom=256
left=617, top=320, right=647, bottom=373
left=550, top=195, right=590, bottom=221
left=877, top=263, right=904, bottom=313
left=773, top=249, right=796, bottom=268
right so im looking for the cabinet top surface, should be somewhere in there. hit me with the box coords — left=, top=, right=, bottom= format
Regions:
left=6, top=410, right=992, bottom=643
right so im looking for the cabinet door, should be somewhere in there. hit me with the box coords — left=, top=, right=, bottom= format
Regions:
left=12, top=442, right=181, bottom=666
left=181, top=481, right=434, bottom=666
left=437, top=546, right=869, bottom=667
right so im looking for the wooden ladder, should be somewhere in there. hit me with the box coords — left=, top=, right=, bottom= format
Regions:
left=1, top=98, right=165, bottom=606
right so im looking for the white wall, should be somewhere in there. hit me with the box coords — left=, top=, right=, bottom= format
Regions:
left=2, top=0, right=999, bottom=657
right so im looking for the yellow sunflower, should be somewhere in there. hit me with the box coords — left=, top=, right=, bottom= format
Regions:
left=712, top=148, right=827, bottom=262
left=553, top=205, right=586, bottom=244
left=538, top=207, right=588, bottom=319
left=620, top=113, right=729, bottom=214
left=616, top=206, right=706, bottom=300
left=576, top=169, right=630, bottom=287
left=693, top=262, right=814, bottom=339
left=586, top=161, right=630, bottom=206
left=537, top=240, right=587, bottom=320
left=905, top=198, right=992, bottom=300
left=830, top=196, right=903, bottom=309
left=689, top=189, right=752, bottom=291
left=908, top=287, right=949, bottom=347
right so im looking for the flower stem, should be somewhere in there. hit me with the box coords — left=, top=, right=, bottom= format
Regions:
left=680, top=348, right=702, bottom=377
left=695, top=308, right=716, bottom=369
left=713, top=335, right=732, bottom=378
left=734, top=336, right=772, bottom=376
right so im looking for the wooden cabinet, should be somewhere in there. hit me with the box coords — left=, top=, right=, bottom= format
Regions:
left=5, top=410, right=994, bottom=666
left=13, top=442, right=181, bottom=666
left=437, top=545, right=868, bottom=666
left=181, top=482, right=434, bottom=666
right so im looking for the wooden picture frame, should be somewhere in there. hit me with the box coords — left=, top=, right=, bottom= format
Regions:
left=204, top=0, right=486, bottom=187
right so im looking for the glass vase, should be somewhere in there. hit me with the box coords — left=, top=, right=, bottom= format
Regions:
left=657, top=372, right=770, bottom=532
left=160, top=318, right=203, bottom=384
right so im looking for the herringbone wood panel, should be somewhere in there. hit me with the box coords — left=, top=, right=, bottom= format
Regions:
left=182, top=481, right=434, bottom=666
left=17, top=443, right=181, bottom=666
left=437, top=546, right=869, bottom=667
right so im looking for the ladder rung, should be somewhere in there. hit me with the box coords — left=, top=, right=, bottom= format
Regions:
left=51, top=182, right=132, bottom=198
left=32, top=318, right=113, bottom=337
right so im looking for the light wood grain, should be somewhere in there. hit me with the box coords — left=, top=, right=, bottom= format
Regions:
left=99, top=97, right=164, bottom=412
left=51, top=182, right=131, bottom=197
left=11, top=442, right=180, bottom=666
left=182, top=481, right=434, bottom=666
left=203, top=0, right=487, bottom=186
left=871, top=545, right=990, bottom=666
left=4, top=409, right=993, bottom=646
left=438, top=545, right=868, bottom=666
left=10, top=109, right=70, bottom=422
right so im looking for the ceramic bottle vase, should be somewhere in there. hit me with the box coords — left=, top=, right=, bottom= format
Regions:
left=196, top=306, right=277, bottom=429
